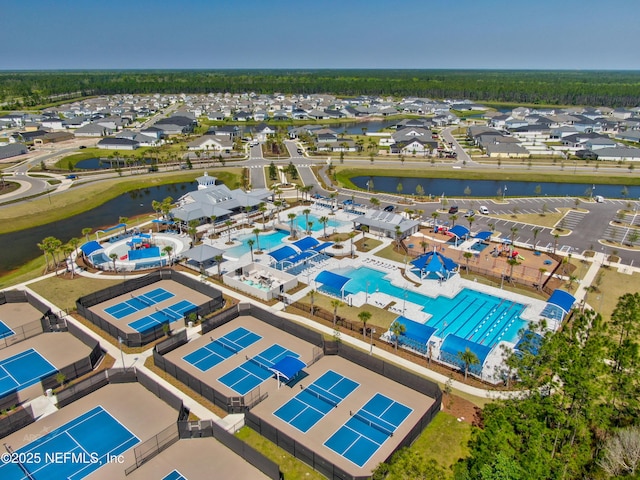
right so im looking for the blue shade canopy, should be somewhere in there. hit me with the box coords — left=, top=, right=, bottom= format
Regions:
left=441, top=334, right=492, bottom=366
left=547, top=289, right=575, bottom=314
left=270, top=356, right=306, bottom=381
left=475, top=231, right=492, bottom=240
left=100, top=223, right=126, bottom=233
left=313, top=241, right=333, bottom=251
left=268, top=245, right=297, bottom=262
left=315, top=271, right=352, bottom=291
left=80, top=241, right=103, bottom=256
left=293, top=236, right=320, bottom=251
left=411, top=251, right=457, bottom=274
left=448, top=225, right=470, bottom=238
left=393, top=316, right=437, bottom=344
left=515, top=330, right=544, bottom=356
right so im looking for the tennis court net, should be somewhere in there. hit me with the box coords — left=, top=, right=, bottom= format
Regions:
left=137, top=295, right=154, bottom=307
left=213, top=337, right=240, bottom=354
left=352, top=411, right=395, bottom=438
left=305, top=384, right=340, bottom=408
left=4, top=444, right=35, bottom=480
left=162, top=308, right=182, bottom=321
left=246, top=355, right=272, bottom=373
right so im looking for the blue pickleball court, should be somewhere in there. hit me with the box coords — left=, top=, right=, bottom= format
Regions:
left=324, top=393, right=413, bottom=467
left=163, top=470, right=188, bottom=480
left=183, top=327, right=262, bottom=372
left=0, top=320, right=15, bottom=340
left=127, top=300, right=197, bottom=333
left=105, top=288, right=175, bottom=319
left=274, top=370, right=359, bottom=433
left=0, top=405, right=139, bottom=480
left=218, top=344, right=300, bottom=395
left=0, top=348, right=57, bottom=399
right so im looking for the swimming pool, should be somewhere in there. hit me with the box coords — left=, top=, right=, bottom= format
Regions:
left=295, top=214, right=349, bottom=232
left=334, top=266, right=527, bottom=347
left=224, top=230, right=289, bottom=258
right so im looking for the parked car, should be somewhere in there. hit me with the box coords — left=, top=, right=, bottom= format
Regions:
left=448, top=206, right=459, bottom=214
left=464, top=210, right=475, bottom=217
left=383, top=205, right=395, bottom=212
left=479, top=206, right=490, bottom=214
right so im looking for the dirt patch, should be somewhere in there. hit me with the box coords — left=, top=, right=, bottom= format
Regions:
left=442, top=393, right=482, bottom=427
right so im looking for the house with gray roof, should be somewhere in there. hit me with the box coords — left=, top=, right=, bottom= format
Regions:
left=97, top=137, right=139, bottom=150
left=74, top=123, right=113, bottom=137
left=352, top=210, right=419, bottom=240
left=0, top=143, right=28, bottom=160
left=594, top=147, right=640, bottom=162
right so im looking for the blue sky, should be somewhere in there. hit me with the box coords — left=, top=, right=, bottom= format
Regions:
left=3, top=0, right=639, bottom=70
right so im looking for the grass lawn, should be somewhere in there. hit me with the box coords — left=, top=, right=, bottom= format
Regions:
left=303, top=290, right=398, bottom=329
left=0, top=256, right=48, bottom=290
left=583, top=266, right=640, bottom=322
left=28, top=275, right=122, bottom=312
left=0, top=168, right=241, bottom=235
left=375, top=244, right=410, bottom=263
left=236, top=427, right=324, bottom=480
left=413, top=411, right=473, bottom=477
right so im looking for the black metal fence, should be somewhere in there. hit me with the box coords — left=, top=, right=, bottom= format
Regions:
left=245, top=411, right=356, bottom=480
left=0, top=319, right=44, bottom=350
left=124, top=423, right=180, bottom=476
left=177, top=419, right=281, bottom=480
left=155, top=329, right=188, bottom=356
left=75, top=269, right=224, bottom=347
left=200, top=304, right=241, bottom=335
left=56, top=370, right=110, bottom=408
left=0, top=404, right=35, bottom=439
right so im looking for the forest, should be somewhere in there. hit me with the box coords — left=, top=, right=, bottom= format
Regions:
left=1, top=69, right=640, bottom=108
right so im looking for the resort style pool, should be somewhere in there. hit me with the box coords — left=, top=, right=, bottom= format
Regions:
left=224, top=230, right=289, bottom=258
left=334, top=266, right=528, bottom=347
left=295, top=214, right=349, bottom=232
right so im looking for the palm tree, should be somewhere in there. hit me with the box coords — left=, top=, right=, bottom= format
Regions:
left=82, top=227, right=92, bottom=243
left=109, top=253, right=118, bottom=272
left=38, top=238, right=52, bottom=273
left=361, top=225, right=369, bottom=239
left=420, top=241, right=429, bottom=254
left=532, top=228, right=540, bottom=251
left=62, top=245, right=73, bottom=275
left=507, top=257, right=520, bottom=282
left=252, top=228, right=261, bottom=252
left=394, top=225, right=402, bottom=249
left=431, top=211, right=439, bottom=226
left=330, top=299, right=343, bottom=326
left=188, top=219, right=199, bottom=243
left=210, top=215, right=217, bottom=238
left=457, top=347, right=480, bottom=379
left=163, top=245, right=173, bottom=266
left=370, top=197, right=380, bottom=209
left=247, top=239, right=255, bottom=262
left=390, top=321, right=406, bottom=351
left=288, top=213, right=297, bottom=239
left=225, top=220, right=234, bottom=244
left=538, top=268, right=547, bottom=289
left=302, top=209, right=311, bottom=233
left=214, top=254, right=224, bottom=278
left=48, top=237, right=62, bottom=274
left=349, top=232, right=356, bottom=257
left=273, top=200, right=282, bottom=222
left=119, top=216, right=129, bottom=234
left=319, top=216, right=329, bottom=239
left=358, top=311, right=372, bottom=341
left=553, top=233, right=560, bottom=254
left=463, top=251, right=473, bottom=272
left=308, top=289, right=316, bottom=316
left=259, top=204, right=268, bottom=230
left=449, top=214, right=458, bottom=227
left=467, top=215, right=475, bottom=231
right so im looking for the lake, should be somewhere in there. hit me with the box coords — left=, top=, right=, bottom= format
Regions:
left=351, top=176, right=640, bottom=199
left=0, top=182, right=195, bottom=275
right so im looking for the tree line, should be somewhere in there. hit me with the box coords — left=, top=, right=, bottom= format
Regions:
left=2, top=70, right=640, bottom=108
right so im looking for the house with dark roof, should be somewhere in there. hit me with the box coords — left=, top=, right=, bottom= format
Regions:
left=153, top=115, right=196, bottom=135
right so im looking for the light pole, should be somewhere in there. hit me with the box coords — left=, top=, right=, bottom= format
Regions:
left=502, top=185, right=507, bottom=202
left=370, top=328, right=376, bottom=355
left=118, top=336, right=125, bottom=371
left=365, top=281, right=370, bottom=304
left=402, top=290, right=408, bottom=316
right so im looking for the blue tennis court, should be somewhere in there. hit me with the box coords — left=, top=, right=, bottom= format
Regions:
left=183, top=327, right=262, bottom=372
left=0, top=405, right=139, bottom=480
left=127, top=300, right=197, bottom=333
left=163, top=470, right=188, bottom=480
left=325, top=393, right=413, bottom=467
left=274, top=370, right=359, bottom=433
left=218, top=344, right=300, bottom=395
left=0, top=348, right=57, bottom=398
left=0, top=320, right=14, bottom=340
left=105, top=287, right=175, bottom=319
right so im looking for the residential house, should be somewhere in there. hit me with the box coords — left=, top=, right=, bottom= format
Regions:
left=253, top=123, right=276, bottom=142
left=0, top=143, right=28, bottom=160
left=187, top=135, right=233, bottom=152
left=74, top=123, right=113, bottom=137
left=97, top=137, right=139, bottom=150
left=593, top=147, right=640, bottom=162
